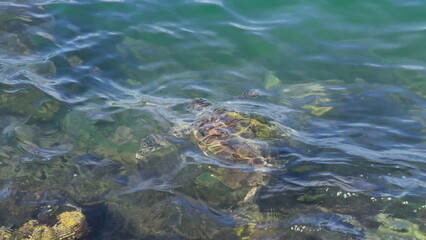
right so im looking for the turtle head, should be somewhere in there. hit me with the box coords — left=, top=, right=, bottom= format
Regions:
left=189, top=98, right=211, bottom=111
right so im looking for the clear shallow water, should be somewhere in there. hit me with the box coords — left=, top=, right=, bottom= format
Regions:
left=1, top=0, right=426, bottom=239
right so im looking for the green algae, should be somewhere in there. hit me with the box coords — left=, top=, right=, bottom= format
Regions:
left=0, top=211, right=87, bottom=240
left=264, top=71, right=281, bottom=90
left=361, top=213, right=426, bottom=240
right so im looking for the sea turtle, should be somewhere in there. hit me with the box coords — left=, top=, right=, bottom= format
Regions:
left=136, top=93, right=289, bottom=204
left=137, top=94, right=284, bottom=163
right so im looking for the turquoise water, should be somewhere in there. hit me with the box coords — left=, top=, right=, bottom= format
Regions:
left=1, top=0, right=426, bottom=239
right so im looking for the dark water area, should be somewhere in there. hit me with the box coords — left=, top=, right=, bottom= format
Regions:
left=1, top=0, right=426, bottom=239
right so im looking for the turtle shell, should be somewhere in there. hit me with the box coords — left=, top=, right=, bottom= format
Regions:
left=193, top=110, right=280, bottom=166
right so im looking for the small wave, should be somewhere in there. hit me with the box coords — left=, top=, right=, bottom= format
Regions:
left=228, top=22, right=270, bottom=31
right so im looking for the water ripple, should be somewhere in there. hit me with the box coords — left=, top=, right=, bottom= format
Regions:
left=2, top=0, right=426, bottom=238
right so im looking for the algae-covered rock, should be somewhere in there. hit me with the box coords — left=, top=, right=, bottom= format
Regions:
left=0, top=211, right=87, bottom=240
left=0, top=32, right=31, bottom=55
left=297, top=192, right=327, bottom=203
left=66, top=56, right=83, bottom=67
left=29, top=99, right=63, bottom=123
left=0, top=5, right=56, bottom=78
left=0, top=227, right=14, bottom=240
left=25, top=225, right=57, bottom=240
left=367, top=213, right=426, bottom=240
left=70, top=177, right=120, bottom=202
left=53, top=211, right=87, bottom=240
left=63, top=109, right=143, bottom=165
left=105, top=190, right=234, bottom=240
left=0, top=86, right=46, bottom=117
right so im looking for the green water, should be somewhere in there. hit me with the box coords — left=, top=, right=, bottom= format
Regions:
left=1, top=0, right=426, bottom=239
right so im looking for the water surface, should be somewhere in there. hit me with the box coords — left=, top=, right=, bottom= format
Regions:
left=1, top=0, right=426, bottom=239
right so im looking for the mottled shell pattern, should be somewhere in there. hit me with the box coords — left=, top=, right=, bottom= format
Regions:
left=193, top=109, right=280, bottom=166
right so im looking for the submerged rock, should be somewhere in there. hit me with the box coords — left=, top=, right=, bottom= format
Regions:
left=0, top=211, right=87, bottom=240
left=367, top=213, right=426, bottom=240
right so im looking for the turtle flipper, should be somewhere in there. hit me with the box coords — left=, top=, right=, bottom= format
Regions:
left=136, top=133, right=169, bottom=161
left=168, top=124, right=192, bottom=138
